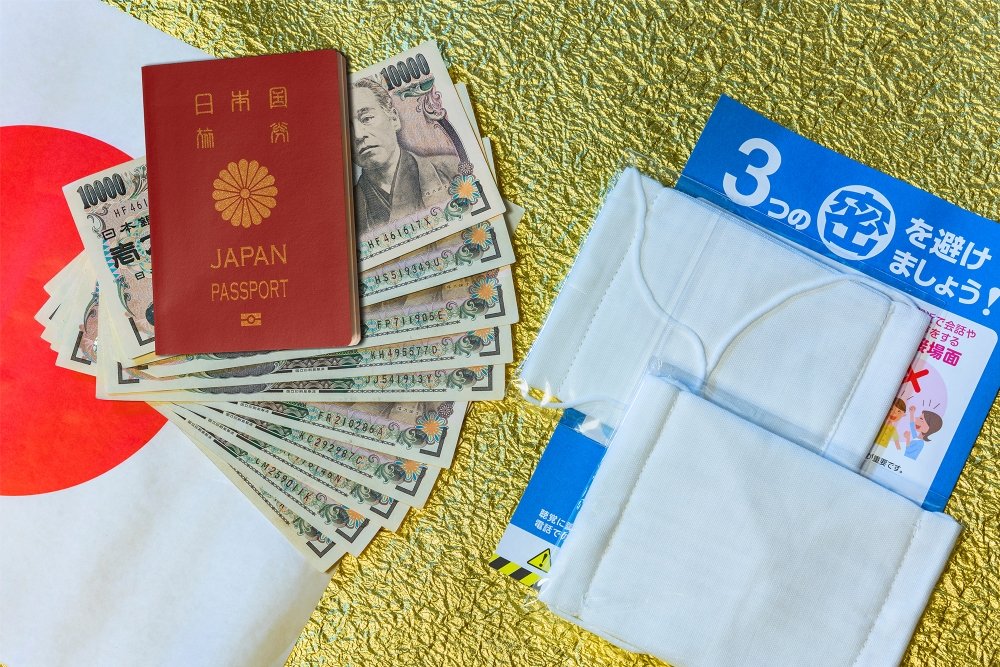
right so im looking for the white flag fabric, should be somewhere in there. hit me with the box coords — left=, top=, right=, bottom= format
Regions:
left=0, top=428, right=329, bottom=666
left=0, top=2, right=329, bottom=665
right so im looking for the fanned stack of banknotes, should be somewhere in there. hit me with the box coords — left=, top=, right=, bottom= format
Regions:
left=36, top=43, right=521, bottom=572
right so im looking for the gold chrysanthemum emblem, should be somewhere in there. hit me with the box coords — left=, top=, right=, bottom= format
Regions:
left=213, top=159, right=277, bottom=228
left=468, top=226, right=488, bottom=245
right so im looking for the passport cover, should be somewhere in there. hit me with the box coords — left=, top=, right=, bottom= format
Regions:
left=142, top=50, right=358, bottom=354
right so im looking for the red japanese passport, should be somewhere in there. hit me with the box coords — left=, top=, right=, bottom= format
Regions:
left=142, top=50, right=359, bottom=354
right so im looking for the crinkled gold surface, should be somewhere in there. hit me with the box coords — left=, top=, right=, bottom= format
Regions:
left=112, top=1, right=999, bottom=665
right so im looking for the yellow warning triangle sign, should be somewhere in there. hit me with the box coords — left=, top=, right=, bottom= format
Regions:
left=527, top=548, right=552, bottom=572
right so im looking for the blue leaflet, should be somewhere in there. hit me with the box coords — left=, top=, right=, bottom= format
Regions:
left=678, top=96, right=999, bottom=510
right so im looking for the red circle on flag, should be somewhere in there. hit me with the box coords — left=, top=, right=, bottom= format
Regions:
left=0, top=125, right=165, bottom=496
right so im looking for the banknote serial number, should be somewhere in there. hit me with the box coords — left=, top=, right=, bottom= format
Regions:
left=295, top=435, right=384, bottom=479
left=329, top=415, right=387, bottom=438
left=253, top=422, right=363, bottom=470
left=368, top=257, right=446, bottom=286
left=364, top=217, right=437, bottom=250
left=369, top=310, right=450, bottom=332
left=369, top=344, right=441, bottom=360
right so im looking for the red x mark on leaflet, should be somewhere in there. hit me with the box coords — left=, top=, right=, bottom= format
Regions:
left=903, top=366, right=930, bottom=393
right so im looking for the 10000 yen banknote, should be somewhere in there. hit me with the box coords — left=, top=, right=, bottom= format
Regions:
left=54, top=278, right=100, bottom=377
left=39, top=253, right=92, bottom=345
left=37, top=290, right=68, bottom=345
left=480, top=137, right=525, bottom=232
left=37, top=252, right=86, bottom=333
left=453, top=86, right=525, bottom=233
left=170, top=403, right=439, bottom=507
left=94, top=298, right=144, bottom=396
left=165, top=406, right=381, bottom=558
left=216, top=400, right=467, bottom=467
left=179, top=404, right=409, bottom=531
left=63, top=157, right=157, bottom=361
left=42, top=251, right=87, bottom=298
left=162, top=408, right=347, bottom=571
left=351, top=42, right=504, bottom=269
left=141, top=267, right=518, bottom=378
left=360, top=218, right=514, bottom=305
left=37, top=300, right=63, bottom=346
left=103, top=356, right=503, bottom=402
left=132, top=326, right=511, bottom=389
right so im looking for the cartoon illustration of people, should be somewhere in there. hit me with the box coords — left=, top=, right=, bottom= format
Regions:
left=903, top=405, right=943, bottom=460
left=874, top=397, right=906, bottom=450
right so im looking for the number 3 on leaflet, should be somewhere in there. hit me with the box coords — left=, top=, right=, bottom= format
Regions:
left=722, top=137, right=781, bottom=207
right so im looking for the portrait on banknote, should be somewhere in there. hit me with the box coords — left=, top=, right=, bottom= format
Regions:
left=352, top=76, right=461, bottom=236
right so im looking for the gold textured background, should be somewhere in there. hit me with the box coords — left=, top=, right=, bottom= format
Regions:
left=110, top=1, right=999, bottom=665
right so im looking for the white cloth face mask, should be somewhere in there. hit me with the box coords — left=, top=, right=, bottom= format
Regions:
left=539, top=375, right=960, bottom=667
left=520, top=169, right=929, bottom=470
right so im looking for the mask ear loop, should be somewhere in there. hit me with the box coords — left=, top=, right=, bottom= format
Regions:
left=628, top=173, right=709, bottom=381
left=631, top=172, right=921, bottom=391
left=700, top=273, right=921, bottom=389
left=522, top=170, right=921, bottom=410
left=521, top=173, right=710, bottom=413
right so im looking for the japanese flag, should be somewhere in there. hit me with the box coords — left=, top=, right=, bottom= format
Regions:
left=0, top=2, right=329, bottom=665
